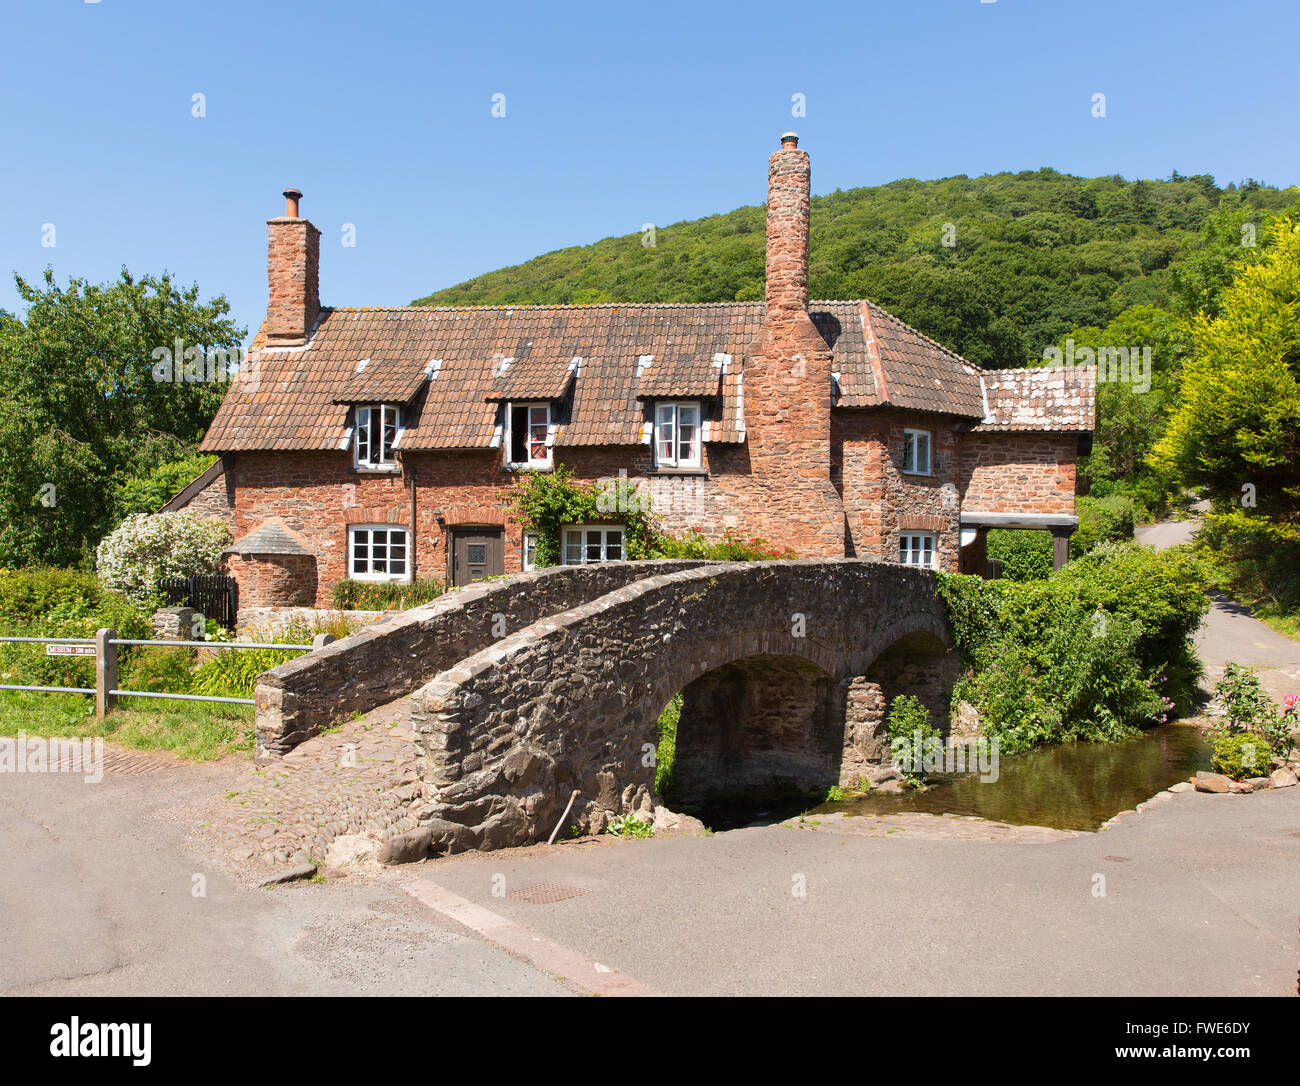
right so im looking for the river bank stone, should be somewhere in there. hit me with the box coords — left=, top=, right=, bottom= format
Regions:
left=1194, top=772, right=1232, bottom=793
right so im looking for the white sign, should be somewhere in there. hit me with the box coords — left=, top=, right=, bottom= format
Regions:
left=45, top=644, right=95, bottom=657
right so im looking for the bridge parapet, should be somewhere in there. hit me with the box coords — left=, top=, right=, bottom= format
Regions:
left=252, top=560, right=709, bottom=758
left=410, top=559, right=953, bottom=852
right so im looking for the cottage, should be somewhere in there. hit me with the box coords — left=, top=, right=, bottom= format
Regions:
left=172, top=134, right=1094, bottom=619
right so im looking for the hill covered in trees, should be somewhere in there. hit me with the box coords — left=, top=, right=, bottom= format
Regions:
left=414, top=169, right=1298, bottom=368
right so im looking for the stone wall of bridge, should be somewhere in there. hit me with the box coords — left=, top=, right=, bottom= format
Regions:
left=252, top=560, right=708, bottom=758
left=409, top=559, right=954, bottom=852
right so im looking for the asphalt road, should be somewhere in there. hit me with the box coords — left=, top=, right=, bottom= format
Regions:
left=0, top=762, right=567, bottom=996
left=2, top=751, right=1296, bottom=996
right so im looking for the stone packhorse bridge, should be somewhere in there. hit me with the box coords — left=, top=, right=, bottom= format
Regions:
left=410, top=560, right=955, bottom=852
left=256, top=559, right=956, bottom=854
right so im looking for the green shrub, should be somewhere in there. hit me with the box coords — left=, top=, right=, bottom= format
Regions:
left=606, top=814, right=654, bottom=839
left=0, top=567, right=104, bottom=630
left=986, top=530, right=1054, bottom=581
left=1071, top=494, right=1136, bottom=558
left=330, top=577, right=446, bottom=611
left=0, top=588, right=153, bottom=689
left=886, top=694, right=942, bottom=781
left=1211, top=731, right=1274, bottom=780
left=654, top=691, right=681, bottom=795
left=936, top=542, right=1208, bottom=755
left=653, top=528, right=796, bottom=561
left=1196, top=510, right=1300, bottom=619
left=120, top=646, right=197, bottom=695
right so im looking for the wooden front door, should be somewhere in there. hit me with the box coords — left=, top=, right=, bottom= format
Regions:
left=449, top=527, right=505, bottom=586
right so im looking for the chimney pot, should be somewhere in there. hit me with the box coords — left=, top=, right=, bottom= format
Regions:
left=283, top=188, right=303, bottom=218
left=781, top=132, right=799, bottom=148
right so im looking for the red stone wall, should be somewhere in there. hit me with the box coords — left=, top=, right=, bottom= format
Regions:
left=834, top=409, right=962, bottom=572
left=226, top=553, right=316, bottom=612
left=960, top=433, right=1078, bottom=516
left=179, top=465, right=237, bottom=532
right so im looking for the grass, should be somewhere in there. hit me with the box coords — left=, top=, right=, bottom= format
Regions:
left=0, top=690, right=255, bottom=761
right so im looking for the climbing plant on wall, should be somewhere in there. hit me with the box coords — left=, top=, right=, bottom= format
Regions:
left=510, top=464, right=659, bottom=568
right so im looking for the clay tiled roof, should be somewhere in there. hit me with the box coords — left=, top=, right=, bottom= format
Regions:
left=974, top=366, right=1096, bottom=432
left=201, top=301, right=1086, bottom=454
left=818, top=300, right=986, bottom=417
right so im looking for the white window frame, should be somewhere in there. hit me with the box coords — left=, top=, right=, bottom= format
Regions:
left=902, top=428, right=932, bottom=476
left=504, top=402, right=552, bottom=470
left=561, top=524, right=625, bottom=565
left=348, top=524, right=410, bottom=581
left=354, top=404, right=402, bottom=470
left=899, top=532, right=937, bottom=570
left=521, top=532, right=539, bottom=572
left=653, top=400, right=702, bottom=469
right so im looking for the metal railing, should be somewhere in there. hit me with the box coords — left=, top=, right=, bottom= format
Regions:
left=0, top=628, right=332, bottom=717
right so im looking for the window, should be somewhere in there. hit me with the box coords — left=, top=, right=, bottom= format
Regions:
left=899, top=533, right=936, bottom=569
left=355, top=404, right=401, bottom=469
left=349, top=525, right=408, bottom=580
left=506, top=402, right=551, bottom=469
left=654, top=401, right=701, bottom=468
left=561, top=525, right=624, bottom=565
left=521, top=532, right=538, bottom=572
left=902, top=429, right=931, bottom=475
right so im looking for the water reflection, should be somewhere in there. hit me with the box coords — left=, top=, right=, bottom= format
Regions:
left=815, top=722, right=1213, bottom=832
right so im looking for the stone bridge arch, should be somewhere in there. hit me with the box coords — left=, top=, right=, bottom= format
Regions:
left=410, top=559, right=955, bottom=852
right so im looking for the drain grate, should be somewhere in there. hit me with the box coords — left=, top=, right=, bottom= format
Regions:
left=505, top=882, right=590, bottom=905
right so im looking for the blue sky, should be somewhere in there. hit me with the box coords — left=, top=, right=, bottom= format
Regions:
left=2, top=0, right=1296, bottom=344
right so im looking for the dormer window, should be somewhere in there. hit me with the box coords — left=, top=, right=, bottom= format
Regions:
left=654, top=401, right=701, bottom=469
left=506, top=402, right=552, bottom=469
left=355, top=404, right=401, bottom=469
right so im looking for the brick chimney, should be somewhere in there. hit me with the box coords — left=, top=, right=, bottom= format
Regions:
left=741, top=133, right=847, bottom=558
left=265, top=188, right=321, bottom=347
left=765, top=132, right=810, bottom=318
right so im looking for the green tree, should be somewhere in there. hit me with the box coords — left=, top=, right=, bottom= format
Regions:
left=0, top=268, right=244, bottom=567
left=1153, top=219, right=1300, bottom=517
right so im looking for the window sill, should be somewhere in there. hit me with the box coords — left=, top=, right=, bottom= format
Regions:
left=647, top=467, right=707, bottom=477
left=353, top=465, right=401, bottom=475
left=502, top=464, right=553, bottom=473
left=901, top=470, right=933, bottom=478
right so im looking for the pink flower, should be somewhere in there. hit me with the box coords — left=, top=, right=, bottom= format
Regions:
left=1285, top=694, right=1299, bottom=710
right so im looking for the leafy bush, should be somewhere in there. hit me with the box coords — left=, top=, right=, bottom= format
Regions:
left=330, top=577, right=445, bottom=611
left=511, top=464, right=660, bottom=568
left=1211, top=731, right=1274, bottom=780
left=606, top=814, right=654, bottom=839
left=936, top=542, right=1209, bottom=755
left=1071, top=494, right=1136, bottom=557
left=114, top=452, right=218, bottom=519
left=120, top=646, right=197, bottom=695
left=654, top=691, right=681, bottom=795
left=0, top=589, right=153, bottom=689
left=1196, top=510, right=1300, bottom=620
left=1206, top=662, right=1297, bottom=761
left=886, top=694, right=942, bottom=781
left=986, top=530, right=1054, bottom=581
left=0, top=567, right=104, bottom=629
left=652, top=528, right=796, bottom=561
left=96, top=510, right=231, bottom=602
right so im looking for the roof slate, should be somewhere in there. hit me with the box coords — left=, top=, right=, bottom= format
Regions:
left=975, top=366, right=1096, bottom=433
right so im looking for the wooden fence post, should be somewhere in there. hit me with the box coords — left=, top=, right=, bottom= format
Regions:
left=95, top=627, right=117, bottom=719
